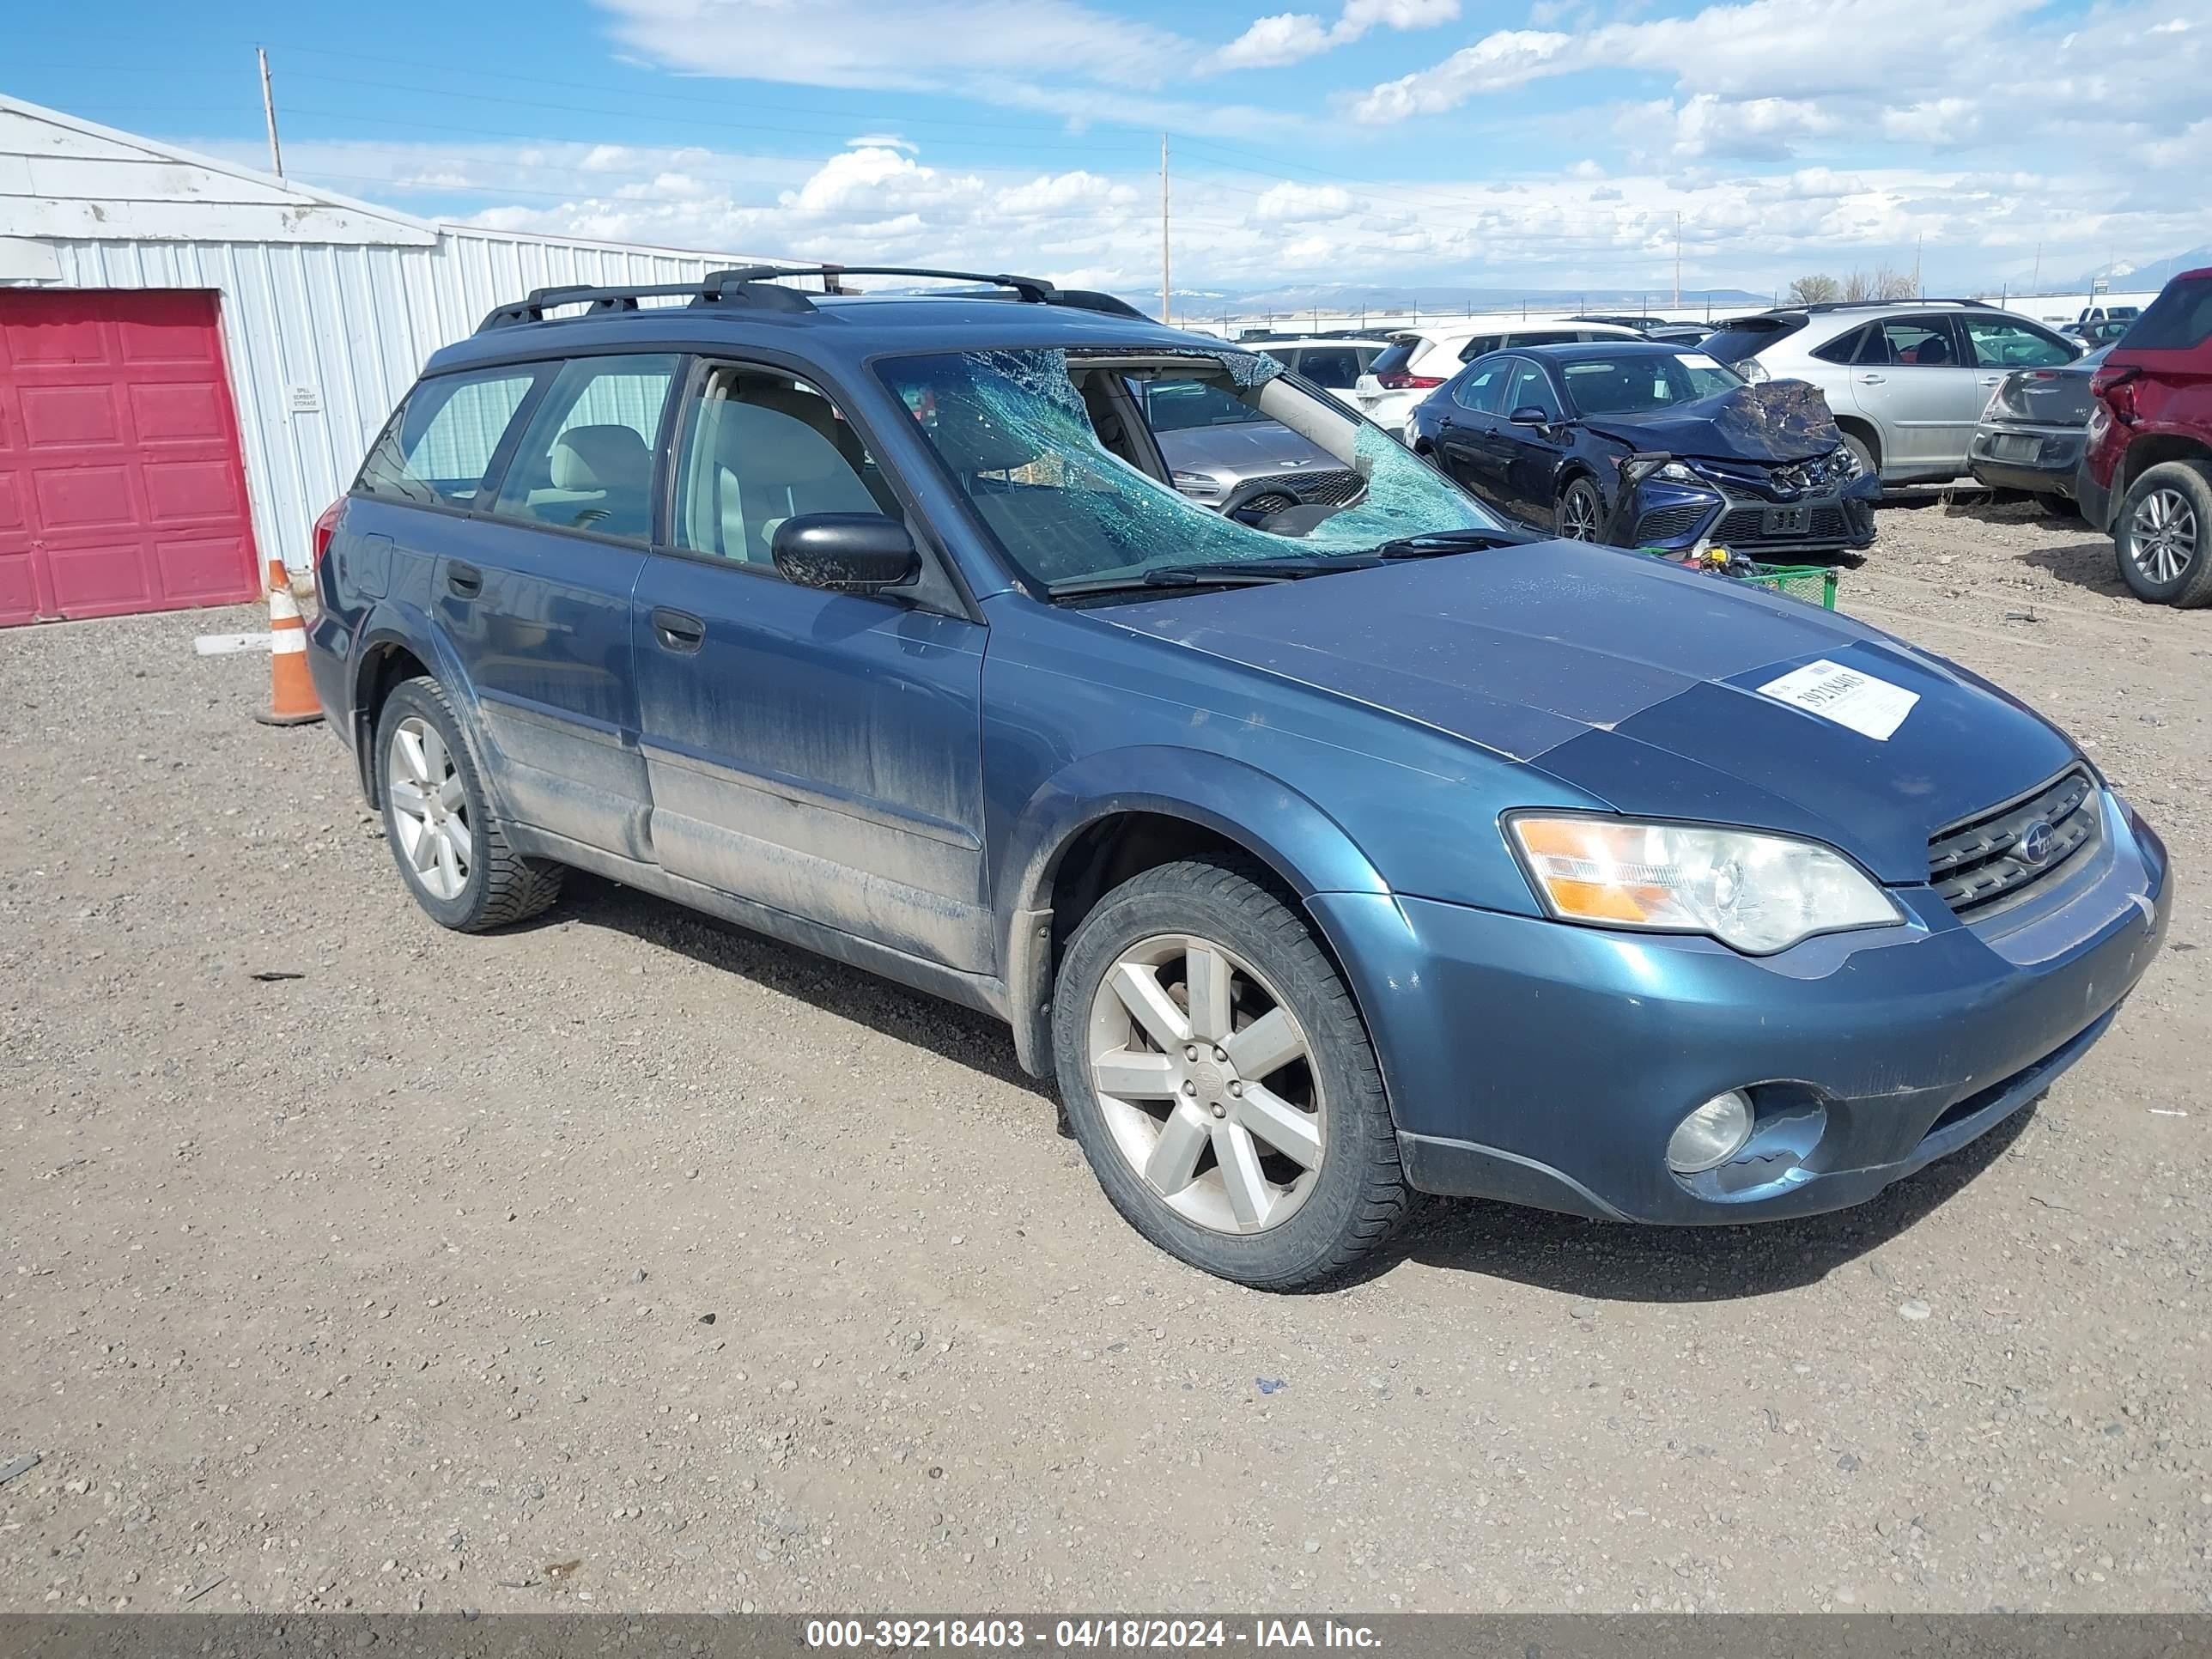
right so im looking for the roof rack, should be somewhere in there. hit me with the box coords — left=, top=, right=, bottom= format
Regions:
left=1794, top=298, right=1996, bottom=313
left=475, top=264, right=1149, bottom=333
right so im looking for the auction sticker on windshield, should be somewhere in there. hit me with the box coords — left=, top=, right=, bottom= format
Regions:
left=1756, top=659, right=1919, bottom=740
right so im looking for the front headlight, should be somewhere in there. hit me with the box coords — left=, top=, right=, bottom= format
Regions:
left=1506, top=815, right=1903, bottom=954
left=1655, top=461, right=1703, bottom=483
left=1831, top=442, right=1863, bottom=479
left=1170, top=471, right=1228, bottom=503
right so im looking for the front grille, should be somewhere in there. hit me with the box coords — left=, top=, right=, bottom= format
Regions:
left=1715, top=504, right=1766, bottom=543
left=1633, top=503, right=1712, bottom=543
left=1929, top=768, right=2100, bottom=917
left=1242, top=468, right=1365, bottom=508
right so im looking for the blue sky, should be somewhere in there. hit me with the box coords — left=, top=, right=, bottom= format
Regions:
left=9, top=0, right=2209, bottom=300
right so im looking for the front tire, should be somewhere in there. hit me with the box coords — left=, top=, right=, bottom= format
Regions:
left=375, top=676, right=564, bottom=931
left=2114, top=460, right=2212, bottom=606
left=1559, top=476, right=1606, bottom=542
left=1051, top=857, right=1407, bottom=1290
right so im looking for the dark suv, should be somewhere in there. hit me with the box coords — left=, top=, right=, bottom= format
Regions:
left=307, top=265, right=2168, bottom=1289
left=2079, top=268, right=2212, bottom=605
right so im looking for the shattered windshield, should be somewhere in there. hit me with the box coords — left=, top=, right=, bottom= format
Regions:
left=879, top=346, right=1501, bottom=594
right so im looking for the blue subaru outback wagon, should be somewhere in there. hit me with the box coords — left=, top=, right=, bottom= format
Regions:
left=307, top=265, right=2171, bottom=1289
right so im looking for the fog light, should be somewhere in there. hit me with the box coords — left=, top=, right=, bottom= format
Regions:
left=1667, top=1090, right=1754, bottom=1173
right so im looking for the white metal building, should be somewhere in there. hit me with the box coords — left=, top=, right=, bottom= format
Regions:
left=0, top=94, right=785, bottom=626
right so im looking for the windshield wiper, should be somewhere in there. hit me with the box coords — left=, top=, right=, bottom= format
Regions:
left=1049, top=560, right=1354, bottom=599
left=1364, top=526, right=1535, bottom=559
left=1048, top=531, right=1533, bottom=601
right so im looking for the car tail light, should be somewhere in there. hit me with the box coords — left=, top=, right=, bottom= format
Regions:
left=2090, top=364, right=2142, bottom=423
left=312, top=497, right=343, bottom=565
left=1375, top=372, right=1444, bottom=390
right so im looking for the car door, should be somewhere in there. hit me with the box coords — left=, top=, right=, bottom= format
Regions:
left=629, top=359, right=993, bottom=972
left=1429, top=357, right=1514, bottom=507
left=437, top=351, right=681, bottom=859
left=1497, top=358, right=1572, bottom=524
left=1847, top=315, right=1984, bottom=473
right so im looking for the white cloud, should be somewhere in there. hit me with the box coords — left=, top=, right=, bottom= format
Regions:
left=595, top=0, right=1188, bottom=91
left=1253, top=181, right=1356, bottom=221
left=1212, top=0, right=1458, bottom=69
left=848, top=133, right=920, bottom=153
left=1215, top=13, right=1334, bottom=68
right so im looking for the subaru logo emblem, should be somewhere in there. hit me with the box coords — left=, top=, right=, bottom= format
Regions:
left=2019, top=820, right=2055, bottom=865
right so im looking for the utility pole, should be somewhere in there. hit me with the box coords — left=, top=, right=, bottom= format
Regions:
left=2031, top=240, right=2041, bottom=295
left=1914, top=232, right=1924, bottom=298
left=258, top=46, right=284, bottom=178
left=1673, top=210, right=1682, bottom=309
left=1158, top=134, right=1170, bottom=330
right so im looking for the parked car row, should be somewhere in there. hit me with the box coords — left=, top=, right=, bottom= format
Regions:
left=306, top=261, right=2171, bottom=1289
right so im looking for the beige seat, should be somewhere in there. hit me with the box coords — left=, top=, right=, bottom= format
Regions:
left=526, top=423, right=654, bottom=538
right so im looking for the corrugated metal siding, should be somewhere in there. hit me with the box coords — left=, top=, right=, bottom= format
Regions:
left=46, top=229, right=787, bottom=572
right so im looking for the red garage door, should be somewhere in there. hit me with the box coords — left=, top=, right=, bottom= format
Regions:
left=0, top=289, right=260, bottom=627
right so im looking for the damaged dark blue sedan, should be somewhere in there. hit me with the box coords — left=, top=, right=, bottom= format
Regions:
left=307, top=267, right=2169, bottom=1291
left=1408, top=341, right=1881, bottom=556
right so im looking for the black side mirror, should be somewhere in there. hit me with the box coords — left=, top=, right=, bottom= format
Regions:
left=1510, top=405, right=1554, bottom=427
left=770, top=513, right=919, bottom=592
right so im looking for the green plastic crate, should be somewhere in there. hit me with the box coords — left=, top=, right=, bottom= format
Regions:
left=1635, top=550, right=1840, bottom=611
left=1749, top=562, right=1840, bottom=610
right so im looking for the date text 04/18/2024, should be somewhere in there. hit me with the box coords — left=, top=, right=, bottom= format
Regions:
left=802, top=1620, right=1383, bottom=1650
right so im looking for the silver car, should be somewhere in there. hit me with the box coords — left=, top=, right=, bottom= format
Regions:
left=1141, top=374, right=1365, bottom=516
left=1701, top=301, right=2082, bottom=485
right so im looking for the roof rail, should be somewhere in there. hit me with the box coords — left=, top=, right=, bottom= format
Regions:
left=1795, top=297, right=1996, bottom=313
left=475, top=264, right=1149, bottom=333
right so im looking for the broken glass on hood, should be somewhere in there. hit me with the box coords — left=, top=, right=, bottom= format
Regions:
left=879, top=346, right=1504, bottom=596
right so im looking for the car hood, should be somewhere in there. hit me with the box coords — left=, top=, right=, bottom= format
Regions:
left=1577, top=378, right=1843, bottom=465
left=1154, top=420, right=1340, bottom=477
left=1103, top=540, right=2080, bottom=882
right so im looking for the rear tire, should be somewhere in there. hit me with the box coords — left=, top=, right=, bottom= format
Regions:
left=1051, top=856, right=1407, bottom=1290
left=375, top=676, right=564, bottom=931
left=2114, top=460, right=2212, bottom=607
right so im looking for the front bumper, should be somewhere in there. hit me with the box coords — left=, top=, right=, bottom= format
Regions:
left=1312, top=792, right=2170, bottom=1224
left=1631, top=473, right=1880, bottom=556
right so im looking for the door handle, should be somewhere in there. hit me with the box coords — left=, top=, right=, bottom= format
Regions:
left=446, top=561, right=483, bottom=599
left=1856, top=374, right=1887, bottom=385
left=651, top=607, right=706, bottom=653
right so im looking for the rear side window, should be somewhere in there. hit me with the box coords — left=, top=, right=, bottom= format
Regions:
left=1451, top=359, right=1512, bottom=414
left=490, top=354, right=681, bottom=543
left=2124, top=278, right=2212, bottom=349
left=357, top=368, right=537, bottom=507
left=1809, top=325, right=1868, bottom=365
left=1875, top=317, right=1960, bottom=367
left=1508, top=331, right=1577, bottom=347
left=1292, top=347, right=1363, bottom=388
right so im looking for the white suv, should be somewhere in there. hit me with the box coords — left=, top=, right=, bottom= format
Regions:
left=1700, top=301, right=2082, bottom=485
left=1352, top=319, right=1645, bottom=434
left=1252, top=337, right=1390, bottom=410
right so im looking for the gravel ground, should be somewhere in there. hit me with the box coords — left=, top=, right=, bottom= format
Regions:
left=3, top=495, right=2208, bottom=1616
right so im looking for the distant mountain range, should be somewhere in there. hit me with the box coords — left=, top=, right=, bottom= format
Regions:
left=2067, top=244, right=2211, bottom=291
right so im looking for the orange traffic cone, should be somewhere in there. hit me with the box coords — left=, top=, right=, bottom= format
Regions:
left=254, top=556, right=324, bottom=726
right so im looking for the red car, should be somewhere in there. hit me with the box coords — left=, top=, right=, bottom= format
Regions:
left=2080, top=268, right=2212, bottom=605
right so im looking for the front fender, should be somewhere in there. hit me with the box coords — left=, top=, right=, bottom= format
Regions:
left=995, top=746, right=1391, bottom=1076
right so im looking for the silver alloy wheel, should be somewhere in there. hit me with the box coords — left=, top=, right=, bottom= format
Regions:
left=1085, top=933, right=1325, bottom=1235
left=1561, top=485, right=1601, bottom=540
left=386, top=715, right=472, bottom=901
left=2130, top=486, right=2199, bottom=585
